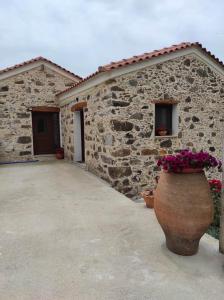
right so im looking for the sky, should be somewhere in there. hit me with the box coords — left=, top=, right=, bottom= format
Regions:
left=0, top=0, right=224, bottom=78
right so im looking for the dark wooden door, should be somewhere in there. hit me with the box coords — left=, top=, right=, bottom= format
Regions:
left=32, top=112, right=60, bottom=155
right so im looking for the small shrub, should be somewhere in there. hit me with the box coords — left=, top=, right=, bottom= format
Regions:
left=207, top=179, right=222, bottom=239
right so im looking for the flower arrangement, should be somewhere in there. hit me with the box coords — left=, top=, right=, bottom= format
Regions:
left=209, top=179, right=222, bottom=193
left=157, top=149, right=222, bottom=173
left=208, top=179, right=222, bottom=239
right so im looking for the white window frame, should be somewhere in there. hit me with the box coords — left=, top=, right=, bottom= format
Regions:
left=154, top=103, right=179, bottom=138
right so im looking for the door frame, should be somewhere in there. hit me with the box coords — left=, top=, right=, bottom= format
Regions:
left=31, top=106, right=60, bottom=155
left=73, top=108, right=85, bottom=163
left=80, top=109, right=85, bottom=162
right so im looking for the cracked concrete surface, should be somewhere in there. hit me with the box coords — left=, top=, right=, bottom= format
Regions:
left=0, top=161, right=223, bottom=300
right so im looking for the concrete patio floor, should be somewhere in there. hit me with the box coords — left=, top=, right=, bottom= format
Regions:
left=0, top=161, right=223, bottom=300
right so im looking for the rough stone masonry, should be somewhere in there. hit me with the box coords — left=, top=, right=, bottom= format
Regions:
left=0, top=66, right=75, bottom=162
left=60, top=54, right=224, bottom=197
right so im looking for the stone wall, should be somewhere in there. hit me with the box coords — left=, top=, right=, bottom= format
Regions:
left=0, top=66, right=76, bottom=162
left=60, top=54, right=224, bottom=197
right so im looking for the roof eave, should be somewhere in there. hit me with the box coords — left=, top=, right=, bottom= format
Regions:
left=0, top=57, right=82, bottom=82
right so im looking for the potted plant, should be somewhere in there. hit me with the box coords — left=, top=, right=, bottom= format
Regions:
left=156, top=126, right=168, bottom=136
left=207, top=179, right=222, bottom=239
left=140, top=189, right=154, bottom=208
left=154, top=149, right=221, bottom=256
left=55, top=147, right=64, bottom=159
left=140, top=177, right=159, bottom=209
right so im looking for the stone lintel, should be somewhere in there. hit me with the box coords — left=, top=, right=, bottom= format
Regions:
left=31, top=106, right=60, bottom=112
left=151, top=100, right=179, bottom=105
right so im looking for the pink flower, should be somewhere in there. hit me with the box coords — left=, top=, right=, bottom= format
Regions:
left=157, top=149, right=222, bottom=173
left=208, top=179, right=222, bottom=193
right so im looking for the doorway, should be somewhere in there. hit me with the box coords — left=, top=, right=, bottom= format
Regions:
left=32, top=112, right=60, bottom=155
left=74, top=109, right=85, bottom=162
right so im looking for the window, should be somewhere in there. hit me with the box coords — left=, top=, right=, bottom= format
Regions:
left=0, top=86, right=9, bottom=92
left=155, top=103, right=178, bottom=136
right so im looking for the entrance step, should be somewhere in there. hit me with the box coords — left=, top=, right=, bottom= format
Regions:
left=73, top=161, right=87, bottom=170
left=35, top=154, right=57, bottom=162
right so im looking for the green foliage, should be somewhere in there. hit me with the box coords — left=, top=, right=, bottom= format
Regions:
left=207, top=186, right=221, bottom=239
left=207, top=226, right=219, bottom=239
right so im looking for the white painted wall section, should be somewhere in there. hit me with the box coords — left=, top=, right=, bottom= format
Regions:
left=74, top=111, right=82, bottom=162
left=172, top=104, right=178, bottom=135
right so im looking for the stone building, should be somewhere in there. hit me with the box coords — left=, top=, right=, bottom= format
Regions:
left=57, top=42, right=224, bottom=197
left=1, top=42, right=224, bottom=197
left=0, top=57, right=81, bottom=162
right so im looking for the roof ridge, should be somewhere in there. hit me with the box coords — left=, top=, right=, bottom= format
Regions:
left=101, top=42, right=198, bottom=70
left=0, top=56, right=82, bottom=80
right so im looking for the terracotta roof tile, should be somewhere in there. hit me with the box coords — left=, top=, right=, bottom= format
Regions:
left=57, top=42, right=224, bottom=96
left=0, top=56, right=82, bottom=80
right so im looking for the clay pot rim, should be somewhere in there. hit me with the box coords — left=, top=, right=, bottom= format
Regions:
left=157, top=130, right=168, bottom=136
left=140, top=190, right=154, bottom=196
left=163, top=168, right=203, bottom=174
left=158, top=130, right=167, bottom=132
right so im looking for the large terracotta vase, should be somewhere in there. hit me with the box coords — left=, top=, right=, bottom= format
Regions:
left=154, top=170, right=213, bottom=256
